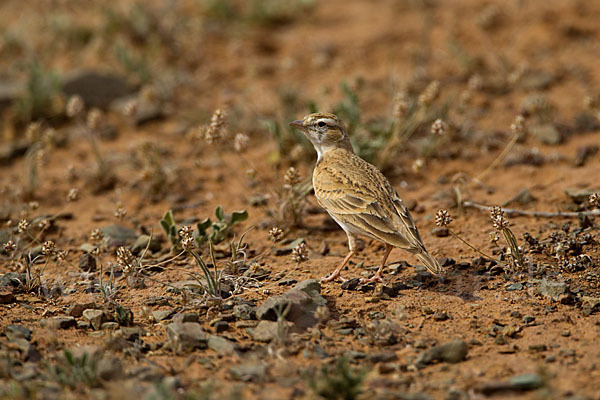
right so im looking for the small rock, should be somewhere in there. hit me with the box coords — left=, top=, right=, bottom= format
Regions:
left=97, top=357, right=124, bottom=381
left=565, top=188, right=600, bottom=204
left=0, top=289, right=15, bottom=304
left=101, top=225, right=137, bottom=248
left=152, top=309, right=175, bottom=322
left=229, top=362, right=267, bottom=382
left=531, top=123, right=562, bottom=145
left=68, top=301, right=97, bottom=317
left=131, top=234, right=162, bottom=255
left=522, top=315, right=535, bottom=324
left=214, top=321, right=229, bottom=333
left=250, top=320, right=291, bottom=342
left=83, top=309, right=106, bottom=330
left=40, top=316, right=76, bottom=330
left=233, top=304, right=257, bottom=320
left=503, top=188, right=536, bottom=206
left=341, top=277, right=360, bottom=291
left=101, top=322, right=119, bottom=330
left=431, top=227, right=449, bottom=237
left=0, top=272, right=26, bottom=288
left=433, top=311, right=450, bottom=321
left=173, top=312, right=199, bottom=324
left=63, top=71, right=133, bottom=108
left=115, top=326, right=146, bottom=341
left=478, top=373, right=544, bottom=395
left=208, top=335, right=238, bottom=356
left=506, top=282, right=523, bottom=291
left=256, top=279, right=327, bottom=330
left=416, top=340, right=468, bottom=367
left=78, top=253, right=97, bottom=272
left=5, top=325, right=32, bottom=341
left=536, top=279, right=573, bottom=303
left=574, top=145, right=598, bottom=167
left=165, top=322, right=208, bottom=353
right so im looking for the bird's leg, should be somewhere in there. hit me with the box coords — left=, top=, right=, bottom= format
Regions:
left=360, top=244, right=393, bottom=283
left=321, top=234, right=356, bottom=283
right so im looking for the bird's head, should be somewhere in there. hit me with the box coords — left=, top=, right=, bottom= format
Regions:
left=289, top=113, right=354, bottom=160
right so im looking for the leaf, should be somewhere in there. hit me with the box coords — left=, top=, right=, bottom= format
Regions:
left=196, top=218, right=212, bottom=235
left=162, top=210, right=175, bottom=227
left=215, top=205, right=225, bottom=221
left=230, top=210, right=248, bottom=225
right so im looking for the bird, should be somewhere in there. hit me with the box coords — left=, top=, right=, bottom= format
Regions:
left=289, top=112, right=443, bottom=283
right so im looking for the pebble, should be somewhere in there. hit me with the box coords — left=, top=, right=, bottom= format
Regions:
left=416, top=340, right=468, bottom=367
left=40, top=316, right=76, bottom=330
left=165, top=322, right=208, bottom=352
left=83, top=309, right=105, bottom=330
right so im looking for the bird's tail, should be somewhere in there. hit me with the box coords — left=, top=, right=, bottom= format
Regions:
left=415, top=249, right=444, bottom=275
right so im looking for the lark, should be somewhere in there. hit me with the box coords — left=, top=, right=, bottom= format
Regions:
left=289, top=112, right=443, bottom=283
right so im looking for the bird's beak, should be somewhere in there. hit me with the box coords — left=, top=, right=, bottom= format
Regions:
left=288, top=119, right=307, bottom=132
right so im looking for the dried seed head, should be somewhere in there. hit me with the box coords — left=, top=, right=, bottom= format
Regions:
left=510, top=115, right=526, bottom=136
left=435, top=209, right=452, bottom=227
left=234, top=133, right=249, bottom=152
left=114, top=207, right=127, bottom=220
left=86, top=108, right=104, bottom=130
left=66, top=95, right=84, bottom=118
left=584, top=95, right=597, bottom=110
left=291, top=242, right=308, bottom=263
left=181, top=236, right=194, bottom=251
left=67, top=188, right=79, bottom=202
left=468, top=74, right=483, bottom=91
left=411, top=158, right=424, bottom=173
left=116, top=246, right=135, bottom=270
left=38, top=219, right=51, bottom=231
left=589, top=192, right=600, bottom=208
left=42, top=240, right=55, bottom=255
left=418, top=80, right=440, bottom=108
left=26, top=122, right=42, bottom=142
left=4, top=240, right=16, bottom=252
left=430, top=118, right=447, bottom=136
left=489, top=231, right=500, bottom=243
left=492, top=214, right=509, bottom=231
left=490, top=205, right=503, bottom=219
left=284, top=167, right=301, bottom=187
left=90, top=228, right=104, bottom=242
left=56, top=250, right=68, bottom=261
left=268, top=227, right=284, bottom=242
left=28, top=201, right=39, bottom=210
left=204, top=108, right=228, bottom=144
left=393, top=90, right=409, bottom=121
left=179, top=225, right=193, bottom=241
left=123, top=100, right=138, bottom=117
left=17, top=219, right=29, bottom=233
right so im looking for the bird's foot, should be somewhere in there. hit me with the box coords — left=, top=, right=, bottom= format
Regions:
left=320, top=273, right=347, bottom=283
left=359, top=274, right=384, bottom=284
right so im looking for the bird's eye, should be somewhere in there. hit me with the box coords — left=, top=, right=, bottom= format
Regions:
left=317, top=121, right=326, bottom=128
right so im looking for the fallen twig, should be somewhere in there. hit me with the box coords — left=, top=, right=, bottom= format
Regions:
left=463, top=201, right=600, bottom=218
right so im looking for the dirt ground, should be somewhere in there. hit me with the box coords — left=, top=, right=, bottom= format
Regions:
left=1, top=0, right=600, bottom=399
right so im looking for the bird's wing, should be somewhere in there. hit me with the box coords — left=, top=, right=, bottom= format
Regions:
left=314, top=159, right=425, bottom=250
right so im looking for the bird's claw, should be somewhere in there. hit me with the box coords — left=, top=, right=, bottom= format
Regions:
left=359, top=274, right=384, bottom=284
left=320, top=274, right=347, bottom=283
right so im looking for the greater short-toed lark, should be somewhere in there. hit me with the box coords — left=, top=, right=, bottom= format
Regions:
left=289, top=112, right=443, bottom=283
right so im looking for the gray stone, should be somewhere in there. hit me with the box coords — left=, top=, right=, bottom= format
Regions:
left=256, top=279, right=327, bottom=330
left=97, top=356, right=124, bottom=381
left=101, top=322, right=119, bottom=331
left=131, top=234, right=162, bottom=255
left=233, top=303, right=257, bottom=320
left=416, top=340, right=468, bottom=367
left=503, top=188, right=536, bottom=206
left=83, top=309, right=106, bottom=330
left=208, top=335, right=238, bottom=356
left=565, top=188, right=600, bottom=204
left=173, top=312, right=199, bottom=324
left=116, top=326, right=146, bottom=341
left=0, top=272, right=26, bottom=288
left=101, top=225, right=138, bottom=248
left=78, top=253, right=97, bottom=272
left=4, top=324, right=32, bottom=341
left=166, top=322, right=208, bottom=353
left=536, top=279, right=573, bottom=303
left=40, top=316, right=76, bottom=330
left=63, top=71, right=133, bottom=109
left=531, top=124, right=562, bottom=145
left=250, top=320, right=292, bottom=342
left=229, top=362, right=267, bottom=382
left=67, top=301, right=97, bottom=317
left=152, top=309, right=175, bottom=322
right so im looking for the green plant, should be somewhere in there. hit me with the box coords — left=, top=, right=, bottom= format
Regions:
left=305, top=357, right=365, bottom=400
left=47, top=350, right=101, bottom=389
left=160, top=207, right=248, bottom=252
left=14, top=61, right=62, bottom=123
left=196, top=206, right=248, bottom=247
